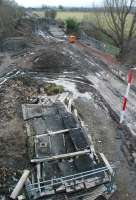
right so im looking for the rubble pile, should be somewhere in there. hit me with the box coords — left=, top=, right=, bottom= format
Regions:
left=0, top=77, right=65, bottom=194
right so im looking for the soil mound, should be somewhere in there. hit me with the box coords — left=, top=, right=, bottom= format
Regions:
left=32, top=45, right=72, bottom=72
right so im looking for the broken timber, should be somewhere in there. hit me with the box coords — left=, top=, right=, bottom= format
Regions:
left=31, top=149, right=90, bottom=163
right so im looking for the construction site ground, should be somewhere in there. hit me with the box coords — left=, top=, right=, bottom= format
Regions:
left=0, top=27, right=136, bottom=200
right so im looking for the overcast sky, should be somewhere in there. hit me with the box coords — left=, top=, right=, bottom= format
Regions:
left=15, top=0, right=103, bottom=8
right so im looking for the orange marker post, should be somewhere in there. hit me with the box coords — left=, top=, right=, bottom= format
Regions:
left=68, top=35, right=76, bottom=43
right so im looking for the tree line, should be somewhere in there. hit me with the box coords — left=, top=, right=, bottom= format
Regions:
left=0, top=0, right=24, bottom=40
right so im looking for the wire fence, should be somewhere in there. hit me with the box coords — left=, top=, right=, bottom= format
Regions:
left=80, top=32, right=119, bottom=56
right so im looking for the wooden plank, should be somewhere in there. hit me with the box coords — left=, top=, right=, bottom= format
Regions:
left=22, top=104, right=43, bottom=120
left=100, top=153, right=113, bottom=175
left=31, top=149, right=90, bottom=163
left=69, top=128, right=88, bottom=150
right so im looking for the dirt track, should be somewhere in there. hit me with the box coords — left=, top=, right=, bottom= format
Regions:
left=0, top=28, right=136, bottom=199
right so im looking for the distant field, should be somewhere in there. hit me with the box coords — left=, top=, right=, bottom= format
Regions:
left=57, top=11, right=97, bottom=22
left=33, top=10, right=133, bottom=26
left=33, top=11, right=97, bottom=22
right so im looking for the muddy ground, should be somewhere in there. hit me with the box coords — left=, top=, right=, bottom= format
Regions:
left=0, top=29, right=136, bottom=200
left=0, top=78, right=35, bottom=194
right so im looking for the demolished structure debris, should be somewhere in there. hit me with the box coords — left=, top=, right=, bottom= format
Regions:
left=21, top=96, right=116, bottom=199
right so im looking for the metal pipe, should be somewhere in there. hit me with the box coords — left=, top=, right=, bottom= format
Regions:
left=26, top=166, right=115, bottom=192
left=10, top=170, right=30, bottom=199
left=26, top=165, right=115, bottom=188
left=31, top=149, right=90, bottom=163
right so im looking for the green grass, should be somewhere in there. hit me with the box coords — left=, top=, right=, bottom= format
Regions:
left=57, top=11, right=95, bottom=22
left=33, top=11, right=133, bottom=29
left=44, top=83, right=64, bottom=96
left=57, top=11, right=133, bottom=32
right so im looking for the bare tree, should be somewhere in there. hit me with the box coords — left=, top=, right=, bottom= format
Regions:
left=95, top=0, right=136, bottom=56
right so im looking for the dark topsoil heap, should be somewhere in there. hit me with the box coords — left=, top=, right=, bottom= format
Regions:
left=32, top=44, right=72, bottom=72
left=15, top=39, right=81, bottom=73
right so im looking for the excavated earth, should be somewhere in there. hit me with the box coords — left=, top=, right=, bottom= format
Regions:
left=0, top=33, right=136, bottom=200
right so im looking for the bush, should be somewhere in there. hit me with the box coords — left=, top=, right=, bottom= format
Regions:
left=44, top=83, right=64, bottom=96
left=65, top=18, right=80, bottom=34
left=12, top=76, right=37, bottom=87
left=0, top=0, right=24, bottom=40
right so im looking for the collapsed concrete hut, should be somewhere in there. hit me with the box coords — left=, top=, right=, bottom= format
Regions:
left=21, top=95, right=116, bottom=200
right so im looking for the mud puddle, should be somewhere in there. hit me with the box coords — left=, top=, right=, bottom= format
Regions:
left=32, top=72, right=93, bottom=99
